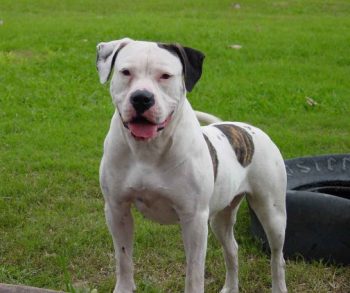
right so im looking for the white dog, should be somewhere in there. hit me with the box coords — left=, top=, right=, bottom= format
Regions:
left=96, top=38, right=287, bottom=293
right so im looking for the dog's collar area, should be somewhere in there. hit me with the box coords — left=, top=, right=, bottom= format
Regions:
left=118, top=111, right=173, bottom=140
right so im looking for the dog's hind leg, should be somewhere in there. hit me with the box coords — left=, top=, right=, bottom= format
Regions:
left=210, top=194, right=244, bottom=293
left=247, top=190, right=287, bottom=293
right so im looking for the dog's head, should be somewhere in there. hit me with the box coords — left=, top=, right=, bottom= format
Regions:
left=96, top=38, right=205, bottom=141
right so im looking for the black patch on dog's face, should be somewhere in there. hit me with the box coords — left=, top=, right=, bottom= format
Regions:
left=108, top=43, right=128, bottom=81
left=203, top=134, right=218, bottom=181
left=214, top=124, right=254, bottom=167
left=157, top=43, right=205, bottom=92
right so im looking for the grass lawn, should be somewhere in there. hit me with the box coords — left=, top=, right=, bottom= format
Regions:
left=1, top=0, right=349, bottom=292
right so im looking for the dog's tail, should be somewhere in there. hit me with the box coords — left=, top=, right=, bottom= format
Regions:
left=195, top=111, right=222, bottom=125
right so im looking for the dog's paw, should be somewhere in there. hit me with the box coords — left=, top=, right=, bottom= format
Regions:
left=113, top=282, right=136, bottom=293
left=220, top=287, right=239, bottom=293
left=113, top=289, right=136, bottom=293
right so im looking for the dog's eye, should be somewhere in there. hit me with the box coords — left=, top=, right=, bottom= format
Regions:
left=121, top=69, right=131, bottom=76
left=160, top=73, right=172, bottom=80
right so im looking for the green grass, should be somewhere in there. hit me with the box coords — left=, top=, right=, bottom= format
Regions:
left=0, top=0, right=349, bottom=292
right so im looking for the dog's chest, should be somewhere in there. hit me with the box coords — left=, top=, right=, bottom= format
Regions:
left=132, top=189, right=179, bottom=224
left=120, top=165, right=181, bottom=225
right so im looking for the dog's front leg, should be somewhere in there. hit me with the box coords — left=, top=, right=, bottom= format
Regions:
left=180, top=210, right=209, bottom=293
left=105, top=201, right=136, bottom=293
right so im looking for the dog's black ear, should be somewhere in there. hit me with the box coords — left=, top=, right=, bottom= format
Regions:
left=158, top=43, right=205, bottom=92
left=96, top=38, right=133, bottom=84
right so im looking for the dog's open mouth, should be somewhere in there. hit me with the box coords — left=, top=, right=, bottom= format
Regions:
left=127, top=113, right=172, bottom=140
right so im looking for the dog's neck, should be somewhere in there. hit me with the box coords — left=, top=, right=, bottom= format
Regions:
left=115, top=97, right=202, bottom=166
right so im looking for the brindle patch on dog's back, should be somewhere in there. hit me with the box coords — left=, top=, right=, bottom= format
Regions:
left=214, top=124, right=254, bottom=167
left=203, top=134, right=218, bottom=181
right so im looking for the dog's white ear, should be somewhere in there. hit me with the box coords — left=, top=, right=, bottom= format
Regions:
left=96, top=38, right=133, bottom=84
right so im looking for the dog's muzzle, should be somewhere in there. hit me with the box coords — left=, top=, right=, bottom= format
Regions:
left=121, top=112, right=173, bottom=141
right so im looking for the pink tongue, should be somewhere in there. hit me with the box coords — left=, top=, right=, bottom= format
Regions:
left=129, top=123, right=158, bottom=139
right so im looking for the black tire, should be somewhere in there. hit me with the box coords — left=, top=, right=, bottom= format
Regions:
left=286, top=154, right=350, bottom=198
left=250, top=154, right=350, bottom=265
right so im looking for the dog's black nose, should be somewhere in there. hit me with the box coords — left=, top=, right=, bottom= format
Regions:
left=130, top=90, right=155, bottom=114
